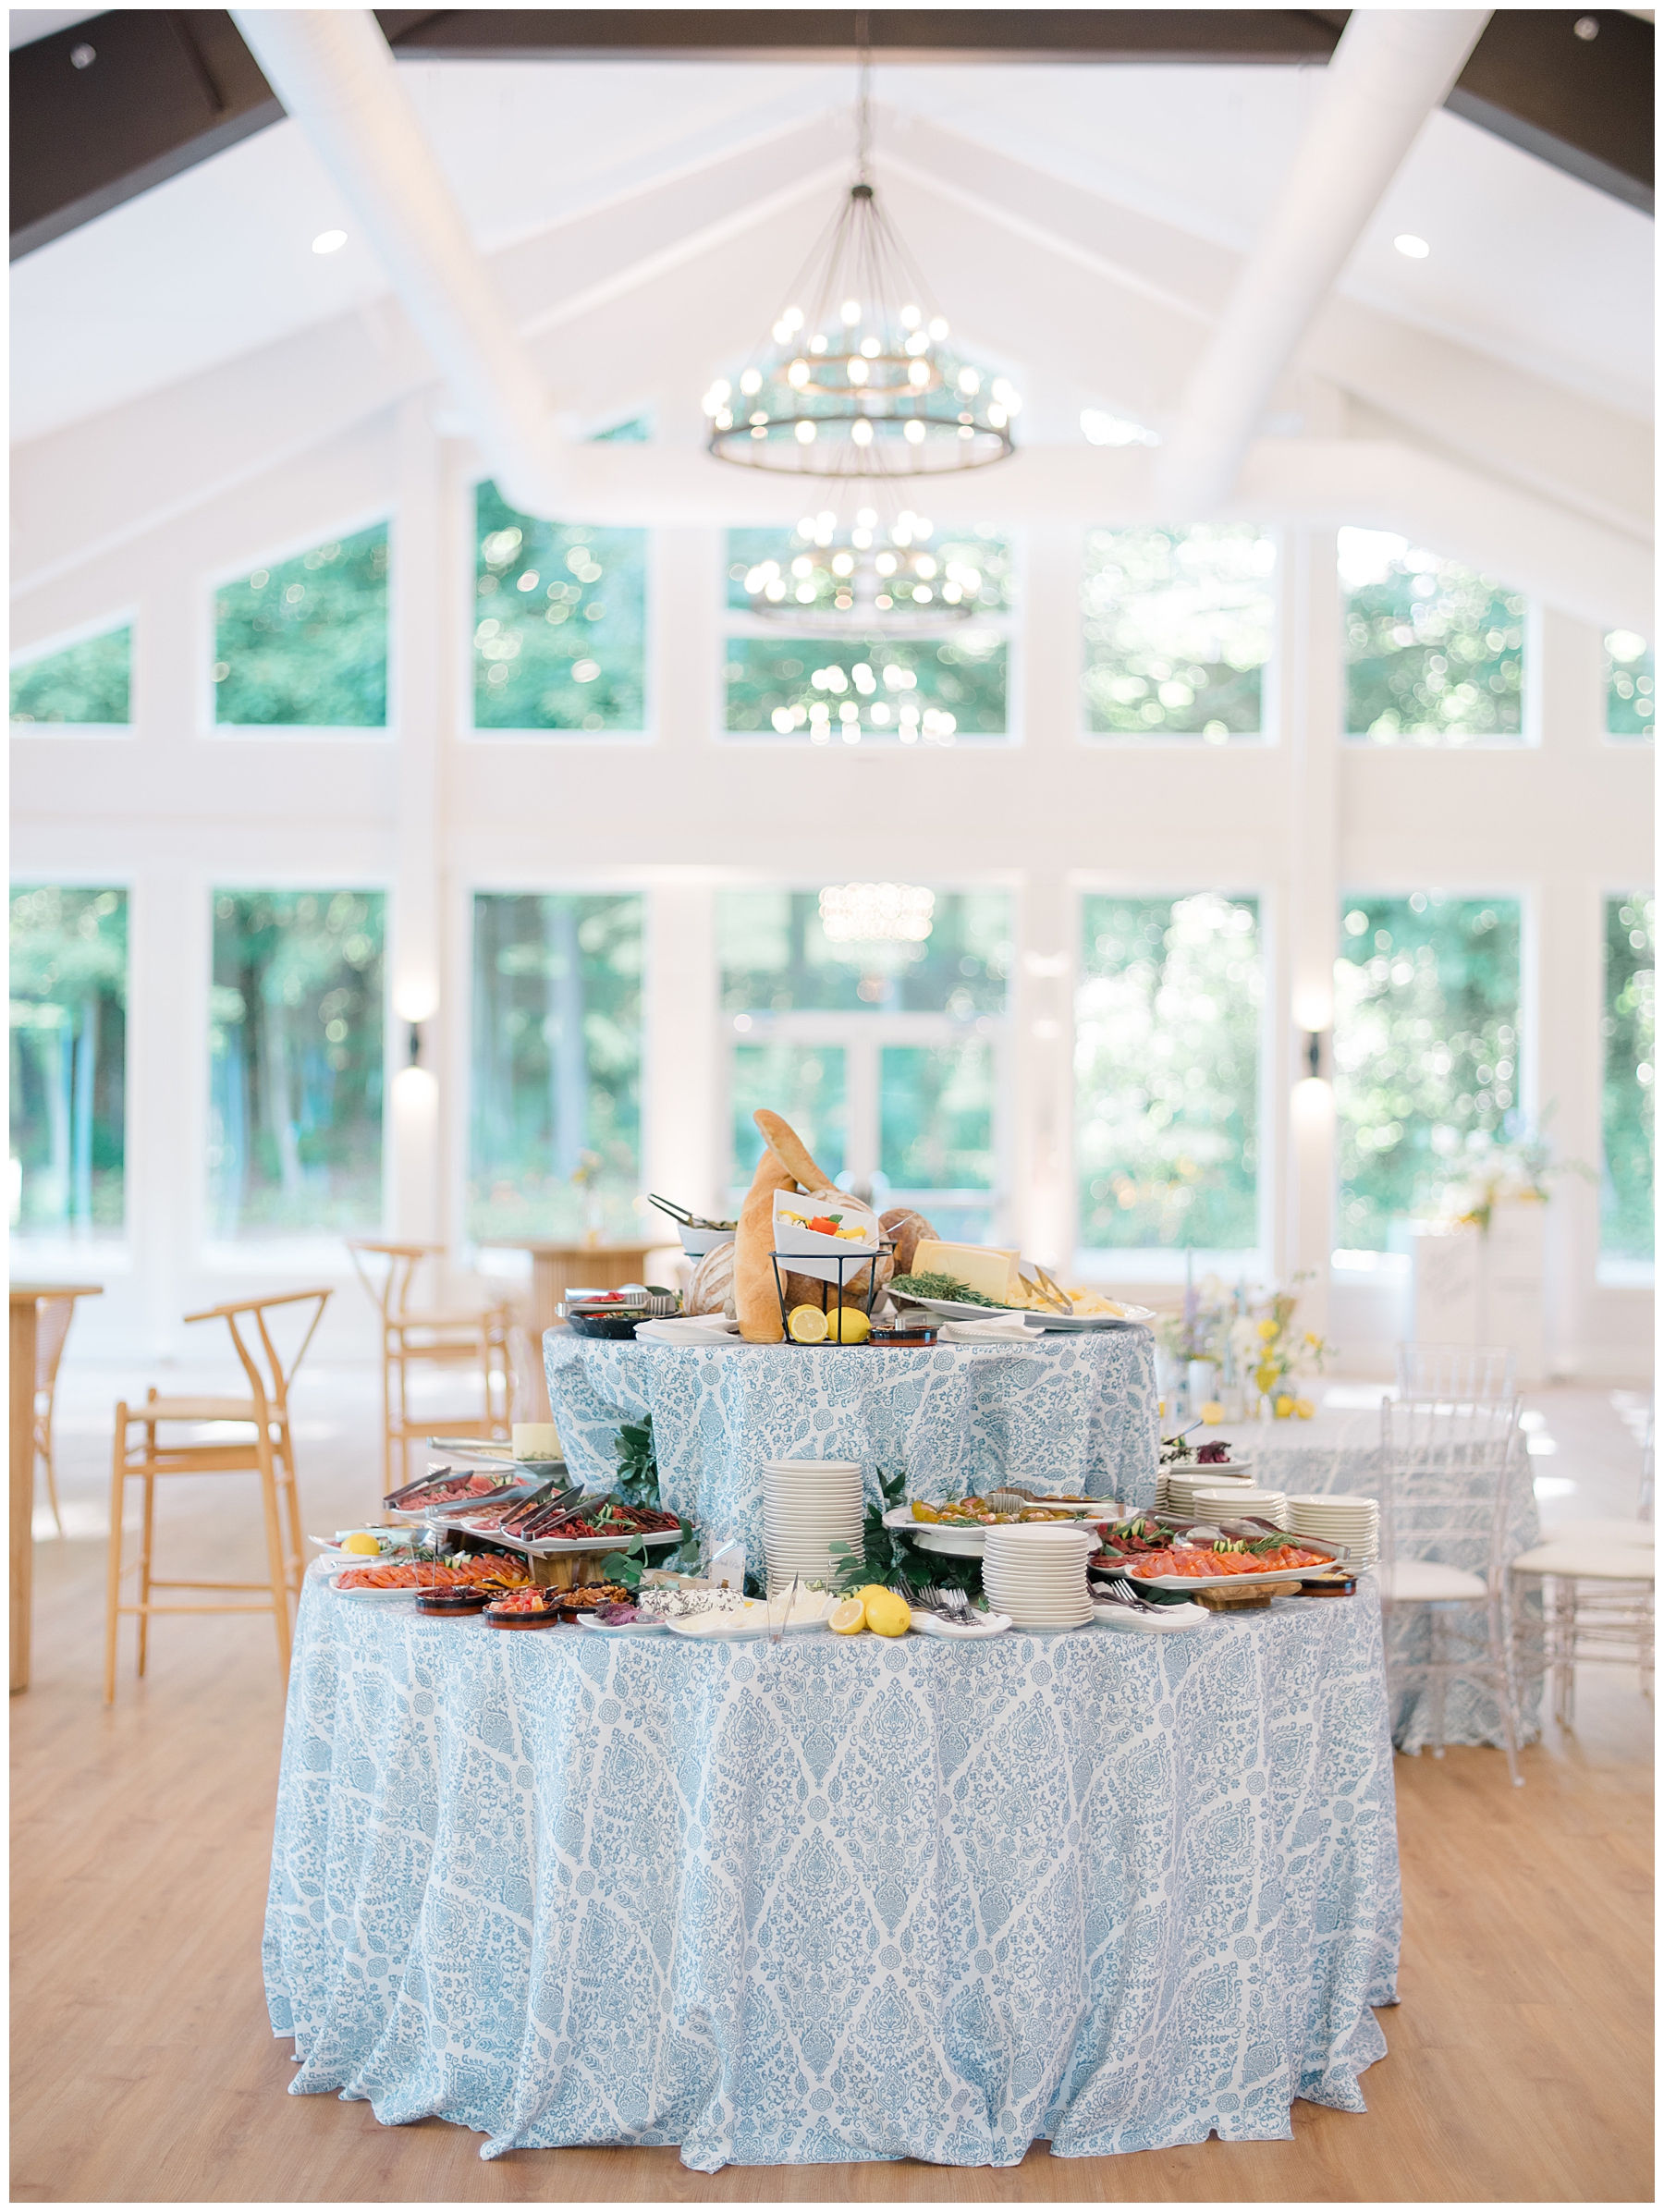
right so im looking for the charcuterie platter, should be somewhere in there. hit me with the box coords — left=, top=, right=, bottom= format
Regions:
left=1088, top=1511, right=1350, bottom=1592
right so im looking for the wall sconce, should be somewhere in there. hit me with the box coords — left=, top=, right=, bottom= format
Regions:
left=1303, top=1029, right=1324, bottom=1081
left=408, top=1021, right=424, bottom=1068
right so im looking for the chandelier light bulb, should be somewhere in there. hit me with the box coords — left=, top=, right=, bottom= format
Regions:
left=841, top=299, right=861, bottom=323
left=900, top=303, right=921, bottom=327
left=850, top=418, right=874, bottom=445
left=796, top=421, right=817, bottom=443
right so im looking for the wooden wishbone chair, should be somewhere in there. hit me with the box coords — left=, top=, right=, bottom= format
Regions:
left=104, top=1287, right=331, bottom=1703
left=347, top=1240, right=510, bottom=1491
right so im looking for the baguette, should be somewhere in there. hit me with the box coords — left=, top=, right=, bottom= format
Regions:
left=734, top=1149, right=797, bottom=1342
left=752, top=1109, right=838, bottom=1197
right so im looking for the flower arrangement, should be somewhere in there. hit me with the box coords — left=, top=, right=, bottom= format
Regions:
left=1435, top=1115, right=1593, bottom=1235
left=1242, top=1274, right=1334, bottom=1418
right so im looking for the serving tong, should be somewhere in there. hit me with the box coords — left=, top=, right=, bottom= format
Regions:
left=648, top=1193, right=738, bottom=1232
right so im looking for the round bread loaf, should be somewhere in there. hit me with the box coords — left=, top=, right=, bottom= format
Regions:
left=880, top=1206, right=939, bottom=1279
left=685, top=1241, right=736, bottom=1318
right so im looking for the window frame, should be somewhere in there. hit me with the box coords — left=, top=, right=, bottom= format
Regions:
left=1077, top=522, right=1283, bottom=751
left=9, top=606, right=139, bottom=739
left=1070, top=878, right=1277, bottom=1283
left=202, top=506, right=397, bottom=741
left=1597, top=882, right=1656, bottom=1287
left=716, top=527, right=1025, bottom=750
left=459, top=471, right=655, bottom=746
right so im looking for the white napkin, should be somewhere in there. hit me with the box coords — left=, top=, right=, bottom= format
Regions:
left=940, top=1314, right=1045, bottom=1343
left=632, top=1314, right=742, bottom=1344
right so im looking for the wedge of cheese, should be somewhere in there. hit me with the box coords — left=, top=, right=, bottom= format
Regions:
left=910, top=1241, right=1020, bottom=1303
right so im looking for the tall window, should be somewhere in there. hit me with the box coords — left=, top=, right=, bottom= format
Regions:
left=214, top=525, right=389, bottom=727
left=723, top=523, right=1013, bottom=746
left=1333, top=895, right=1522, bottom=1254
left=719, top=888, right=1010, bottom=1238
left=472, top=483, right=646, bottom=733
left=1602, top=896, right=1655, bottom=1263
left=1076, top=894, right=1262, bottom=1256
left=208, top=890, right=385, bottom=1239
left=11, top=624, right=131, bottom=727
left=1082, top=524, right=1274, bottom=742
left=1604, top=631, right=1655, bottom=742
left=1340, top=529, right=1524, bottom=744
left=469, top=893, right=643, bottom=1240
left=9, top=886, right=127, bottom=1239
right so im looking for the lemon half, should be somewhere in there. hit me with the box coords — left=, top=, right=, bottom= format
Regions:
left=829, top=1595, right=866, bottom=1635
left=788, top=1304, right=828, bottom=1344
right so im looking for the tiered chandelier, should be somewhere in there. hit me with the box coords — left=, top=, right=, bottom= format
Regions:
left=702, top=70, right=1020, bottom=483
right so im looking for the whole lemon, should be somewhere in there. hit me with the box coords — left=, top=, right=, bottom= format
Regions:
left=342, top=1532, right=381, bottom=1556
left=1199, top=1400, right=1225, bottom=1425
left=826, top=1306, right=871, bottom=1344
left=855, top=1583, right=891, bottom=1607
left=1274, top=1394, right=1295, bottom=1419
left=863, top=1588, right=912, bottom=1638
left=1294, top=1397, right=1315, bottom=1421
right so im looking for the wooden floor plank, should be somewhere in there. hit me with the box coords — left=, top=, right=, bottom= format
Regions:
left=11, top=1383, right=1654, bottom=2204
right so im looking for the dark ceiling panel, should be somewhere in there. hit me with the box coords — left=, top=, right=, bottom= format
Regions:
left=375, top=10, right=1346, bottom=64
left=10, top=10, right=278, bottom=260
left=1450, top=10, right=1652, bottom=214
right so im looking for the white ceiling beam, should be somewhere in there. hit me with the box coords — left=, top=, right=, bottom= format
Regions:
left=231, top=7, right=573, bottom=517
left=1158, top=8, right=1492, bottom=516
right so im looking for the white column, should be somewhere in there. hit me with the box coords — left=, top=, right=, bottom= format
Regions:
left=1013, top=523, right=1082, bottom=1267
left=1285, top=520, right=1341, bottom=1335
left=388, top=397, right=445, bottom=1251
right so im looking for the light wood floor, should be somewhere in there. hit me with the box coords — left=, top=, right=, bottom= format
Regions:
left=11, top=1367, right=1654, bottom=2202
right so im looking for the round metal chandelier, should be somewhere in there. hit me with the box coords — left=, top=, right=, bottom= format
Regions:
left=703, top=73, right=1020, bottom=479
left=740, top=500, right=992, bottom=633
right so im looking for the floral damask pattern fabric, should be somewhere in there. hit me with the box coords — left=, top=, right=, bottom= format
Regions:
left=265, top=1580, right=1401, bottom=2170
left=544, top=1332, right=1160, bottom=1582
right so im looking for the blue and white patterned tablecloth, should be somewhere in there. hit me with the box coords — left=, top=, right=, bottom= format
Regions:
left=264, top=1576, right=1401, bottom=2171
left=1162, top=1414, right=1542, bottom=1754
left=544, top=1330, right=1159, bottom=1582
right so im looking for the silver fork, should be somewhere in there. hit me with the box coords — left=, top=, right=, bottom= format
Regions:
left=915, top=1583, right=974, bottom=1623
left=1095, top=1576, right=1163, bottom=1615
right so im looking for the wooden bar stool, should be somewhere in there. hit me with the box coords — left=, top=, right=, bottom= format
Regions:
left=347, top=1240, right=510, bottom=1492
left=104, top=1288, right=330, bottom=1703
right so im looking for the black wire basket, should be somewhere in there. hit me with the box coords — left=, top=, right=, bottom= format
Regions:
left=770, top=1241, right=895, bottom=1341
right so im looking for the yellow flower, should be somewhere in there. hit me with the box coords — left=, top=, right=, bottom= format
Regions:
left=1257, top=1319, right=1279, bottom=1340
left=1303, top=1332, right=1319, bottom=1347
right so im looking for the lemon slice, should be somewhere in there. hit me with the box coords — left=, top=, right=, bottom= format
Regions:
left=828, top=1595, right=866, bottom=1635
left=826, top=1307, right=871, bottom=1344
left=788, top=1304, right=829, bottom=1344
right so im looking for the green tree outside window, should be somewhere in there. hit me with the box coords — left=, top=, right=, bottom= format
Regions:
left=1333, top=895, right=1522, bottom=1253
left=468, top=893, right=643, bottom=1240
left=472, top=483, right=646, bottom=732
left=1077, top=894, right=1262, bottom=1251
left=10, top=886, right=127, bottom=1236
left=1602, top=896, right=1655, bottom=1260
left=1083, top=525, right=1274, bottom=740
left=1340, top=529, right=1523, bottom=743
left=1603, top=631, right=1655, bottom=742
left=214, top=526, right=389, bottom=727
left=11, top=627, right=131, bottom=725
left=731, top=1043, right=848, bottom=1189
left=208, top=890, right=385, bottom=1237
left=718, top=890, right=1012, bottom=1016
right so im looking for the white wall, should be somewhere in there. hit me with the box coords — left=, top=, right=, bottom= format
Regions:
left=10, top=400, right=1653, bottom=1380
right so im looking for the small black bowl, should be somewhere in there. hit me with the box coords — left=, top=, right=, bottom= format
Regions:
left=565, top=1310, right=646, bottom=1340
left=415, top=1587, right=491, bottom=1617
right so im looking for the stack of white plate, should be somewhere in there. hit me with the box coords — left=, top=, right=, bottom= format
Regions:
left=1190, top=1485, right=1289, bottom=1528
left=1164, top=1463, right=1258, bottom=1518
left=1284, top=1493, right=1378, bottom=1564
left=981, top=1524, right=1097, bottom=1630
left=763, top=1459, right=863, bottom=1595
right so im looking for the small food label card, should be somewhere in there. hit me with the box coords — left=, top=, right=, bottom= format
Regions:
left=773, top=1190, right=882, bottom=1283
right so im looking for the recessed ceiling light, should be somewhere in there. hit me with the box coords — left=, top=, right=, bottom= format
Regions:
left=312, top=229, right=348, bottom=255
left=1394, top=234, right=1430, bottom=260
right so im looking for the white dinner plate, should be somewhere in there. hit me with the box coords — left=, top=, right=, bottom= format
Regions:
left=661, top=1607, right=829, bottom=1642
left=576, top=1611, right=667, bottom=1635
left=891, top=1294, right=1156, bottom=1329
left=908, top=1608, right=1012, bottom=1640
left=1092, top=1599, right=1210, bottom=1632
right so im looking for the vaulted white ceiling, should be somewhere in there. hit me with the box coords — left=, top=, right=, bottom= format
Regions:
left=9, top=50, right=1653, bottom=622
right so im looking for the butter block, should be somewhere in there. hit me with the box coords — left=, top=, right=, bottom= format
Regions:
left=910, top=1241, right=1019, bottom=1302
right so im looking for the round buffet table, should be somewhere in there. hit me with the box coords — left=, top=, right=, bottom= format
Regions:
left=264, top=1574, right=1401, bottom=2171
left=544, top=1330, right=1161, bottom=1580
